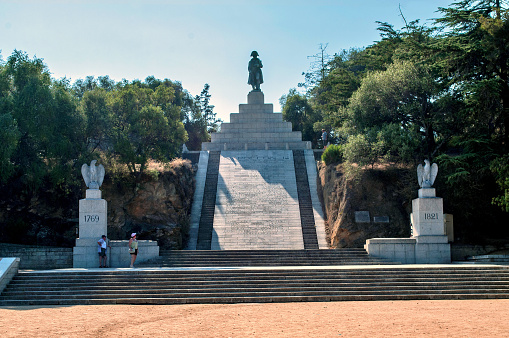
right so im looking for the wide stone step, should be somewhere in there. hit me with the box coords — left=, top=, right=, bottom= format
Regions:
left=8, top=275, right=509, bottom=288
left=2, top=292, right=508, bottom=306
left=3, top=293, right=508, bottom=306
left=151, top=249, right=397, bottom=267
left=2, top=265, right=508, bottom=306
left=4, top=286, right=509, bottom=300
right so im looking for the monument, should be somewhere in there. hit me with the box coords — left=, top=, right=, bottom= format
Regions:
left=73, top=160, right=108, bottom=268
left=186, top=52, right=327, bottom=250
left=73, top=161, right=160, bottom=267
left=365, top=160, right=451, bottom=263
left=202, top=51, right=311, bottom=151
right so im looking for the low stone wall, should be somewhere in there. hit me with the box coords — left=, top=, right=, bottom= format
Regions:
left=0, top=243, right=73, bottom=269
left=451, top=244, right=509, bottom=261
left=108, top=240, right=159, bottom=268
left=0, top=257, right=20, bottom=294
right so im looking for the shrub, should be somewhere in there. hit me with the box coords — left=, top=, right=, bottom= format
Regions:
left=321, top=144, right=343, bottom=165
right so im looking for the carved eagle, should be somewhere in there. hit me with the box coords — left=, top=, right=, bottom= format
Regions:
left=81, top=160, right=105, bottom=189
left=417, top=159, right=438, bottom=188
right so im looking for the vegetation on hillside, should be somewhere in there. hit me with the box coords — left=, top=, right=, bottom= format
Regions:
left=0, top=51, right=219, bottom=244
left=0, top=50, right=219, bottom=192
left=284, top=0, right=509, bottom=242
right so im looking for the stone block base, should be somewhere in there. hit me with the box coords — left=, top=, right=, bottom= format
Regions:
left=365, top=236, right=451, bottom=264
left=73, top=239, right=159, bottom=268
left=364, top=238, right=416, bottom=264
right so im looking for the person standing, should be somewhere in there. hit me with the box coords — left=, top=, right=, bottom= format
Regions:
left=97, top=235, right=111, bottom=268
left=129, top=233, right=138, bottom=268
left=321, top=129, right=328, bottom=149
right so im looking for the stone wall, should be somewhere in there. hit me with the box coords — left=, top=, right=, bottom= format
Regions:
left=0, top=243, right=72, bottom=269
left=451, top=244, right=509, bottom=261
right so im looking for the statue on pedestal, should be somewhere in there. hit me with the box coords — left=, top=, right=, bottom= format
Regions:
left=417, top=159, right=438, bottom=188
left=248, top=51, right=263, bottom=91
left=81, top=160, right=105, bottom=189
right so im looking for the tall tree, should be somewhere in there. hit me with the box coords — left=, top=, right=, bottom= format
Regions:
left=432, top=0, right=509, bottom=214
left=196, top=84, right=221, bottom=133
left=108, top=82, right=187, bottom=175
left=435, top=0, right=509, bottom=148
left=280, top=89, right=321, bottom=146
left=4, top=50, right=85, bottom=190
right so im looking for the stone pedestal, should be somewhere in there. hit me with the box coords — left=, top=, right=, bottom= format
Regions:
left=411, top=188, right=450, bottom=263
left=365, top=188, right=451, bottom=264
left=73, top=189, right=107, bottom=268
left=202, top=91, right=311, bottom=150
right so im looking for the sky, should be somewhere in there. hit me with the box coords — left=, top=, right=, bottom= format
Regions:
left=1, top=0, right=452, bottom=122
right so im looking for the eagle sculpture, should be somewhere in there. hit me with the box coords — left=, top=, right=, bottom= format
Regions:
left=417, top=159, right=438, bottom=188
left=81, top=160, right=105, bottom=189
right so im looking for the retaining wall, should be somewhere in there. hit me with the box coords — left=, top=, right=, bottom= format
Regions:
left=0, top=243, right=73, bottom=269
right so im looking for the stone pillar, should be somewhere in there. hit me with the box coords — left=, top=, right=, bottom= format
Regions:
left=73, top=189, right=108, bottom=268
left=411, top=188, right=451, bottom=263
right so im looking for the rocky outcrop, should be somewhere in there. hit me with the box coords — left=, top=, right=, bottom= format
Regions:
left=317, top=162, right=416, bottom=248
left=0, top=159, right=196, bottom=250
left=102, top=160, right=195, bottom=249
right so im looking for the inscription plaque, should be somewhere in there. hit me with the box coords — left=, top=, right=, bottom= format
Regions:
left=355, top=211, right=370, bottom=223
left=373, top=216, right=389, bottom=223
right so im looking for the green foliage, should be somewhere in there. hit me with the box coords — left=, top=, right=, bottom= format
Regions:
left=321, top=144, right=343, bottom=165
left=1, top=50, right=86, bottom=191
left=290, top=0, right=509, bottom=239
left=346, top=60, right=444, bottom=158
left=105, top=82, right=187, bottom=175
left=0, top=49, right=203, bottom=200
left=196, top=83, right=221, bottom=133
left=490, top=154, right=509, bottom=212
left=342, top=134, right=385, bottom=168
left=0, top=113, right=20, bottom=182
left=280, top=88, right=321, bottom=146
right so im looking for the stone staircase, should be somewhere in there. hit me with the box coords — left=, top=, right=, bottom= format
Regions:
left=196, top=151, right=220, bottom=250
left=2, top=264, right=509, bottom=306
left=293, top=150, right=319, bottom=249
left=153, top=249, right=395, bottom=267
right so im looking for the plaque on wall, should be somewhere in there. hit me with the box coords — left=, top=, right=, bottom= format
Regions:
left=355, top=211, right=370, bottom=223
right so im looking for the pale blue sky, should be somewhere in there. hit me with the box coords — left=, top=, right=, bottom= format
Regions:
left=1, top=0, right=452, bottom=122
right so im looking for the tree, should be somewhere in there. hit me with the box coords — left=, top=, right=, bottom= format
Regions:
left=434, top=0, right=509, bottom=148
left=432, top=0, right=509, bottom=214
left=196, top=84, right=221, bottom=133
left=109, top=82, right=187, bottom=175
left=0, top=113, right=20, bottom=183
left=81, top=88, right=113, bottom=152
left=4, top=50, right=86, bottom=190
left=299, top=43, right=333, bottom=90
left=280, top=89, right=321, bottom=146
left=344, top=60, right=456, bottom=160
left=0, top=60, right=20, bottom=183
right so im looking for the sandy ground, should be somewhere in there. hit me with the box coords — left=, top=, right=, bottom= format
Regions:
left=1, top=299, right=509, bottom=337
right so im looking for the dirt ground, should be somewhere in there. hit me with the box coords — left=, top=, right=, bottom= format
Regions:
left=1, top=299, right=508, bottom=337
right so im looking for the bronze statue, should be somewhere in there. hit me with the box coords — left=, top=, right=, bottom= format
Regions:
left=248, top=51, right=263, bottom=91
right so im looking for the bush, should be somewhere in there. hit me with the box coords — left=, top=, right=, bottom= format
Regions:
left=343, top=133, right=384, bottom=168
left=321, top=144, right=343, bottom=165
